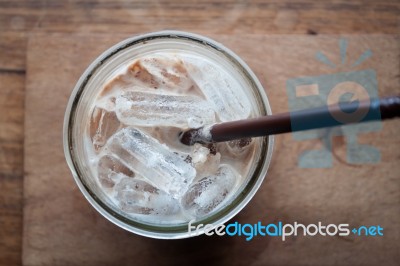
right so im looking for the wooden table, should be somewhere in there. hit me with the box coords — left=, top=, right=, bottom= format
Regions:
left=0, top=1, right=399, bottom=265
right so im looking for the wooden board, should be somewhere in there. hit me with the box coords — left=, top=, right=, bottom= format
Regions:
left=0, top=71, right=25, bottom=265
left=2, top=1, right=400, bottom=35
left=23, top=33, right=400, bottom=266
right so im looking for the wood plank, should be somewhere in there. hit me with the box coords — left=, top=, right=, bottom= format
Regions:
left=0, top=1, right=399, bottom=34
left=0, top=31, right=26, bottom=71
left=0, top=72, right=24, bottom=266
left=23, top=33, right=400, bottom=266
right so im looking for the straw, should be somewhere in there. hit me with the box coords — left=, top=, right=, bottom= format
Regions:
left=179, top=95, right=400, bottom=146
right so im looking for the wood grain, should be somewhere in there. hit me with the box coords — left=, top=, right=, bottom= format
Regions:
left=0, top=1, right=399, bottom=34
left=0, top=31, right=26, bottom=71
left=0, top=0, right=399, bottom=265
left=23, top=33, right=400, bottom=266
left=0, top=72, right=24, bottom=266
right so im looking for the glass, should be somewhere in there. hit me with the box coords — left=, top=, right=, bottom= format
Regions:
left=63, top=31, right=274, bottom=239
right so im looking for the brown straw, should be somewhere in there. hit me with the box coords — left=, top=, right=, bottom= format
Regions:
left=180, top=95, right=400, bottom=146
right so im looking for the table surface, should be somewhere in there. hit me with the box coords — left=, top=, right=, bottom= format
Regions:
left=0, top=1, right=399, bottom=265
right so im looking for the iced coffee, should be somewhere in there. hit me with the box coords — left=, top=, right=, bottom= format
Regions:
left=89, top=51, right=257, bottom=221
left=64, top=32, right=273, bottom=237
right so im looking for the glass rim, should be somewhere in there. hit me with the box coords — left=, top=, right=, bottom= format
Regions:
left=63, top=30, right=274, bottom=239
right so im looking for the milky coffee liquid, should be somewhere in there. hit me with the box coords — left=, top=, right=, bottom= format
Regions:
left=86, top=51, right=260, bottom=223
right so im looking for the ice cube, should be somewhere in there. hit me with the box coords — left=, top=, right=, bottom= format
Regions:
left=107, top=127, right=196, bottom=198
left=226, top=138, right=253, bottom=155
left=97, top=155, right=134, bottom=188
left=90, top=107, right=120, bottom=151
left=115, top=178, right=180, bottom=215
left=139, top=54, right=194, bottom=93
left=127, top=60, right=160, bottom=89
left=101, top=55, right=195, bottom=97
left=192, top=144, right=209, bottom=165
left=99, top=61, right=159, bottom=98
left=95, top=95, right=117, bottom=112
left=115, top=89, right=215, bottom=128
left=191, top=143, right=220, bottom=178
left=183, top=57, right=251, bottom=121
left=181, top=164, right=238, bottom=218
